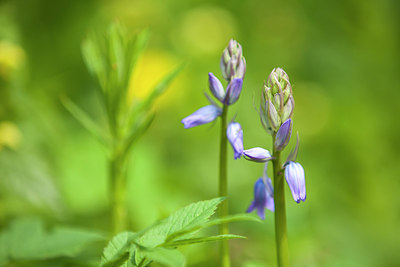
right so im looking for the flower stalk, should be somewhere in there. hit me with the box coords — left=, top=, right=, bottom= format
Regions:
left=219, top=105, right=230, bottom=267
left=110, top=149, right=128, bottom=233
left=272, top=134, right=289, bottom=267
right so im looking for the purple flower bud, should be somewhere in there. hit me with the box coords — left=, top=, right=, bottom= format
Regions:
left=224, top=78, right=243, bottom=105
left=181, top=105, right=222, bottom=129
left=243, top=147, right=273, bottom=162
left=285, top=161, right=306, bottom=203
left=247, top=178, right=274, bottom=220
left=208, top=73, right=225, bottom=102
left=227, top=122, right=243, bottom=159
left=275, top=119, right=292, bottom=151
left=220, top=39, right=246, bottom=81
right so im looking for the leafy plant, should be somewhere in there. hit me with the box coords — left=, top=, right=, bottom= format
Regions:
left=0, top=218, right=104, bottom=266
left=62, top=22, right=183, bottom=232
left=100, top=198, right=259, bottom=267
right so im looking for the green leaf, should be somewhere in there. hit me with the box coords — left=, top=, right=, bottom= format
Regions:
left=138, top=247, right=185, bottom=267
left=61, top=96, right=109, bottom=147
left=165, top=234, right=245, bottom=247
left=100, top=231, right=138, bottom=267
left=164, top=213, right=260, bottom=244
left=121, top=113, right=155, bottom=158
left=0, top=218, right=104, bottom=263
left=135, top=197, right=224, bottom=248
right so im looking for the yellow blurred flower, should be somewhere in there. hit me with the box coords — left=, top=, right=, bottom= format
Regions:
left=0, top=121, right=22, bottom=150
left=0, top=41, right=25, bottom=79
left=128, top=50, right=185, bottom=109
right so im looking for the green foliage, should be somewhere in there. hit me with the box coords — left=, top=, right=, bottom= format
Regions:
left=0, top=218, right=104, bottom=266
left=100, top=198, right=259, bottom=267
left=64, top=22, right=183, bottom=156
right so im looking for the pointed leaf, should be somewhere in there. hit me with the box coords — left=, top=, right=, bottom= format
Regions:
left=136, top=197, right=224, bottom=248
left=165, top=234, right=245, bottom=247
left=61, top=96, right=109, bottom=147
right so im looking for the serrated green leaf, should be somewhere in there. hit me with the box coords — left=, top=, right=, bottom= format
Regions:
left=61, top=96, right=109, bottom=147
left=164, top=213, right=259, bottom=244
left=135, top=198, right=224, bottom=248
left=165, top=234, right=245, bottom=247
left=100, top=231, right=138, bottom=267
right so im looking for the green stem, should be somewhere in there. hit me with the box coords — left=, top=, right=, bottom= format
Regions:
left=110, top=149, right=128, bottom=234
left=272, top=135, right=289, bottom=267
left=219, top=105, right=230, bottom=267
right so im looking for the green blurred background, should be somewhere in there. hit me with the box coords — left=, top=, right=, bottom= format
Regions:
left=0, top=0, right=399, bottom=266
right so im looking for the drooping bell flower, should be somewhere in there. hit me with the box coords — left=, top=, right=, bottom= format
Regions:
left=284, top=161, right=306, bottom=203
left=227, top=121, right=243, bottom=159
left=247, top=177, right=274, bottom=220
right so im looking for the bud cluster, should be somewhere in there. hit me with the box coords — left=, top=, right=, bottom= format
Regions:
left=260, top=67, right=295, bottom=133
left=220, top=39, right=246, bottom=81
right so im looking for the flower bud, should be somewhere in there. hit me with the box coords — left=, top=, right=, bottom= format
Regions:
left=275, top=119, right=292, bottom=151
left=243, top=147, right=273, bottom=162
left=260, top=68, right=294, bottom=133
left=208, top=72, right=225, bottom=102
left=224, top=78, right=243, bottom=105
left=220, top=39, right=246, bottom=81
left=181, top=105, right=222, bottom=129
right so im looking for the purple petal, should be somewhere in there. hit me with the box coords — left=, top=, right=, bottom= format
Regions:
left=181, top=105, right=222, bottom=129
left=275, top=119, right=292, bottom=151
left=263, top=177, right=274, bottom=212
left=243, top=147, right=273, bottom=162
left=224, top=78, right=243, bottom=105
left=246, top=201, right=256, bottom=213
left=257, top=206, right=265, bottom=220
left=208, top=73, right=225, bottom=102
left=254, top=178, right=267, bottom=204
left=227, top=122, right=243, bottom=159
left=285, top=162, right=306, bottom=203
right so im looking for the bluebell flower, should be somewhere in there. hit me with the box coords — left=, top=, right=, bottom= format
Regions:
left=209, top=73, right=243, bottom=106
left=227, top=122, right=243, bottom=159
left=243, top=147, right=273, bottom=162
left=224, top=78, right=243, bottom=105
left=247, top=177, right=274, bottom=220
left=208, top=72, right=225, bottom=102
left=275, top=119, right=292, bottom=151
left=181, top=105, right=222, bottom=129
left=285, top=161, right=306, bottom=203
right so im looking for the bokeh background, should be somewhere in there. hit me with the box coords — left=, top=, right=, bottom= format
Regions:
left=1, top=0, right=399, bottom=266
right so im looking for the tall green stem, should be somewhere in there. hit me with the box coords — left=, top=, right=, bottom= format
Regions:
left=110, top=149, right=128, bottom=234
left=219, top=105, right=230, bottom=267
left=272, top=134, right=289, bottom=266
